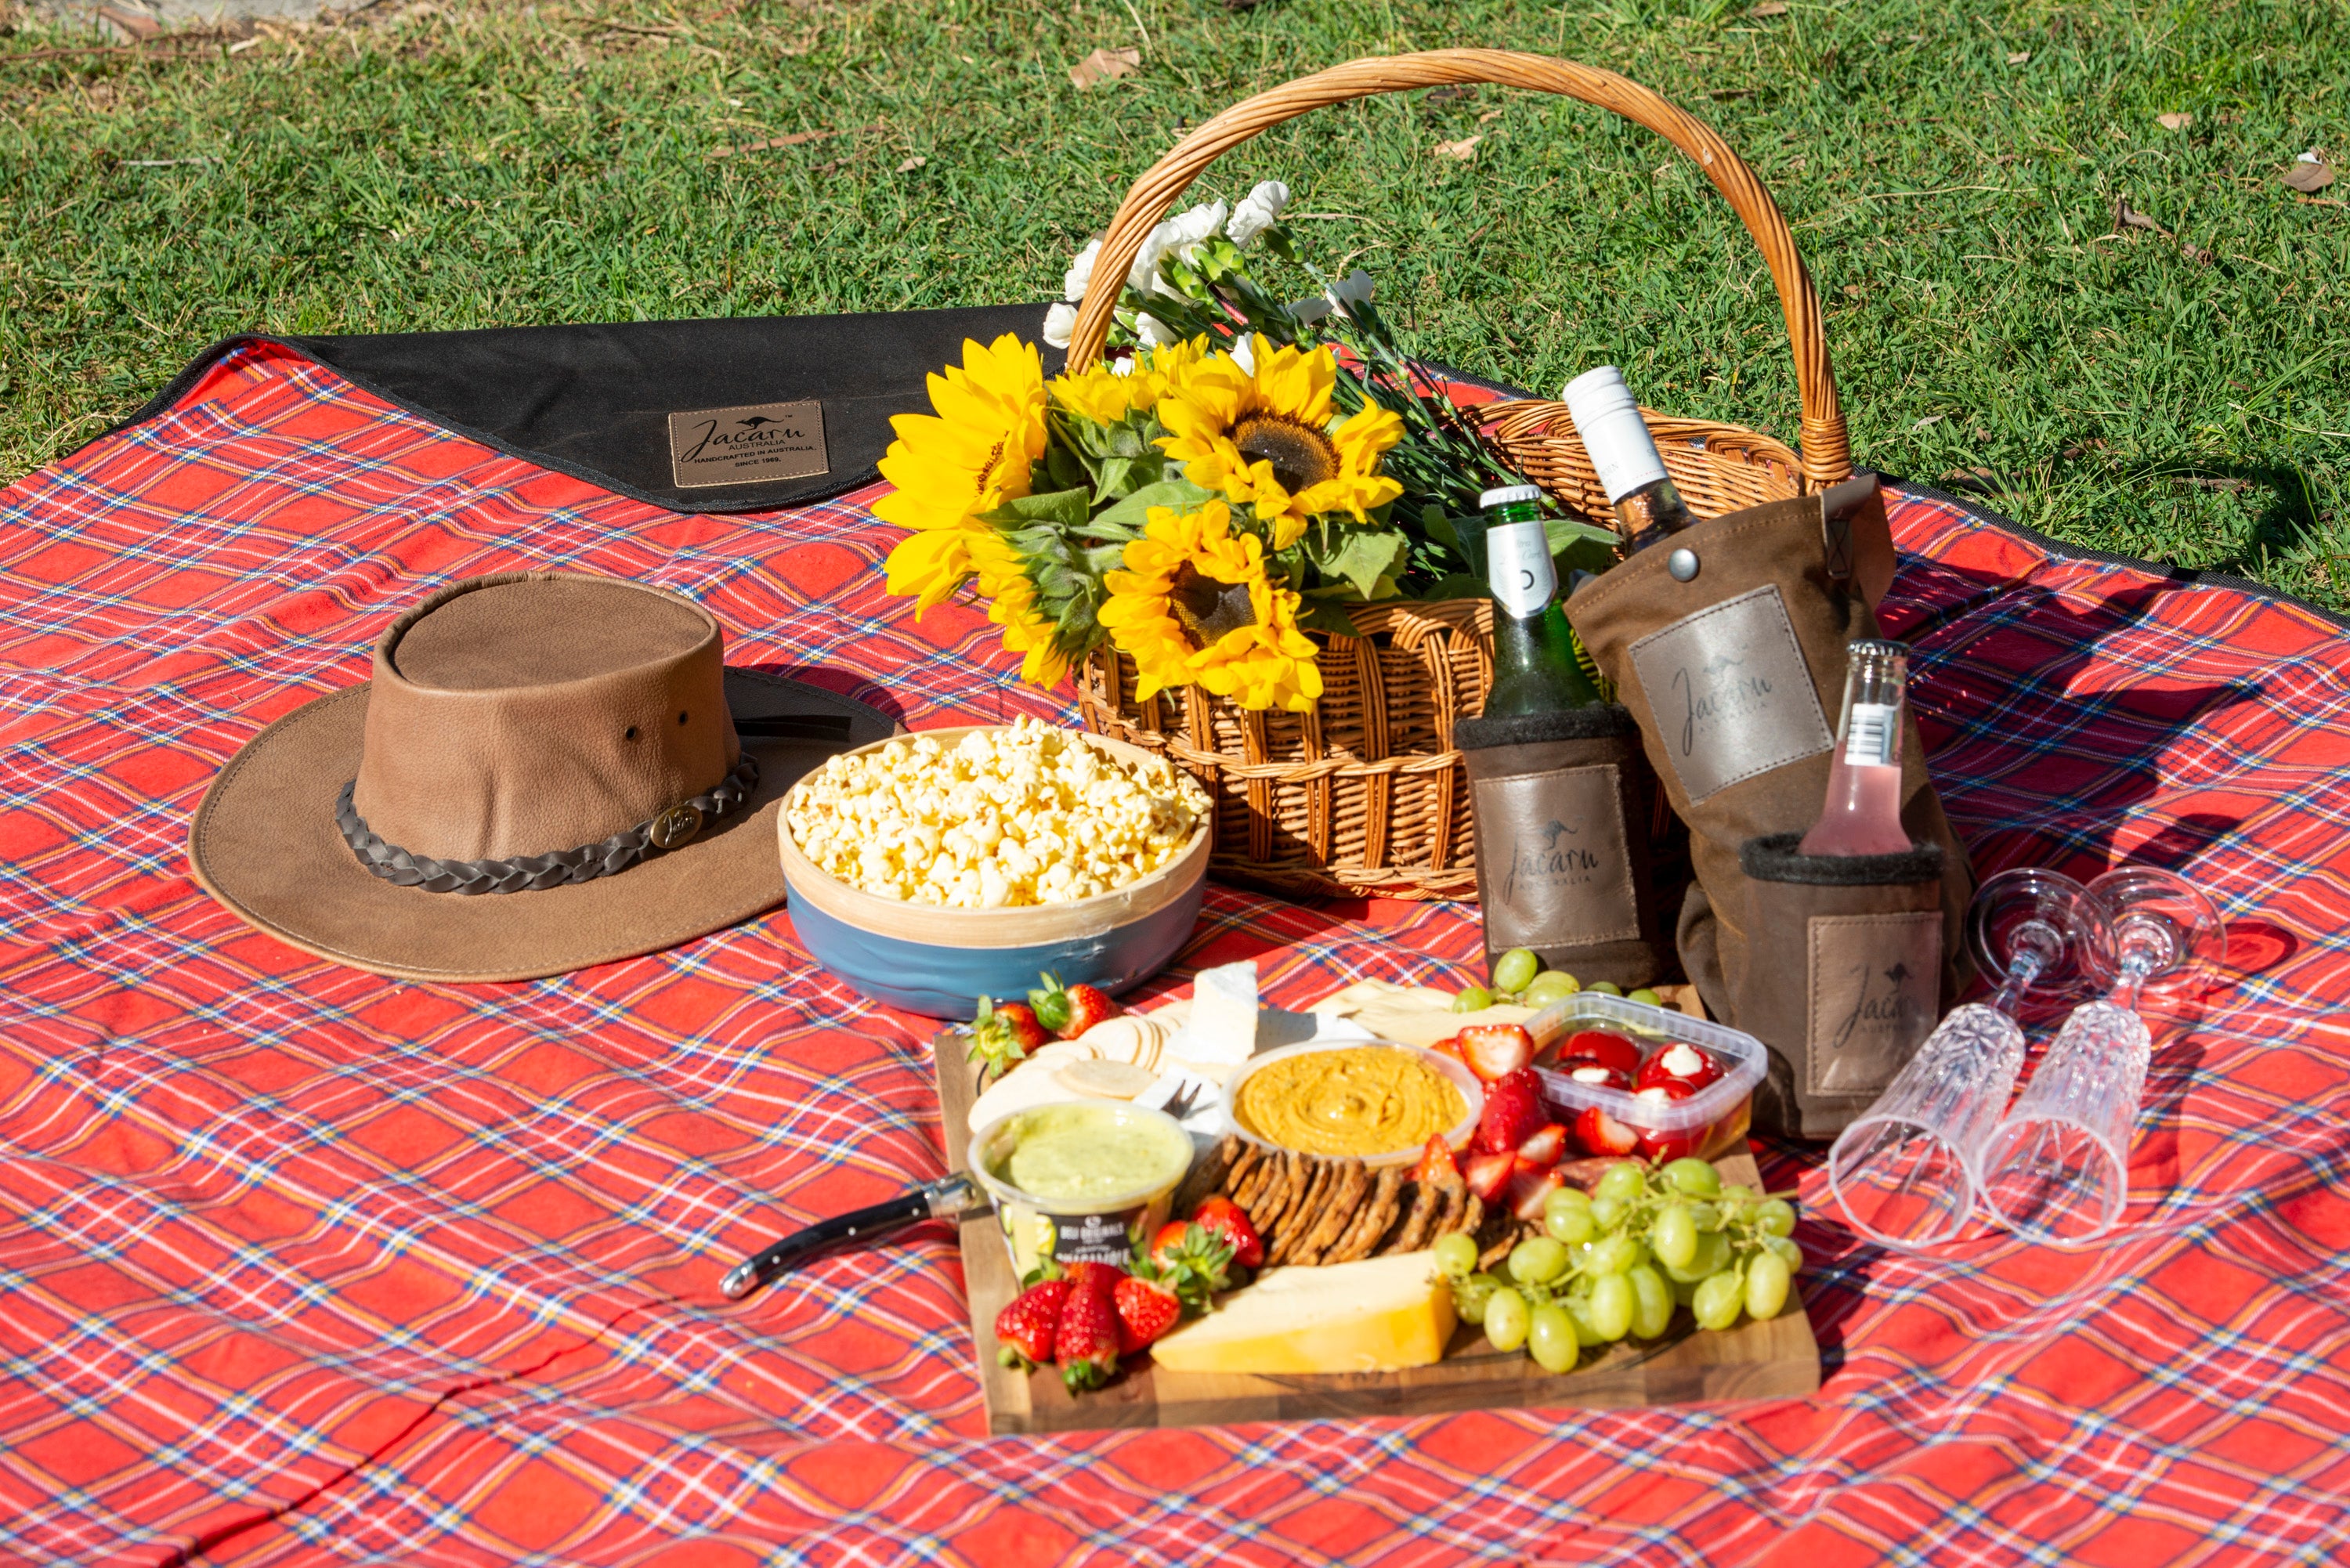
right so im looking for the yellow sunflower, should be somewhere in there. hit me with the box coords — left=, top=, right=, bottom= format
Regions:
left=877, top=334, right=1048, bottom=612
left=968, top=532, right=1070, bottom=688
left=1155, top=335, right=1406, bottom=547
left=1097, top=500, right=1325, bottom=714
left=1048, top=338, right=1209, bottom=428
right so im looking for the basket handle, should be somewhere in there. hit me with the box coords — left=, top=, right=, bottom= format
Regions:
left=1066, top=49, right=1850, bottom=490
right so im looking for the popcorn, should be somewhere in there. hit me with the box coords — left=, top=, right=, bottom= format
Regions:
left=786, top=719, right=1210, bottom=909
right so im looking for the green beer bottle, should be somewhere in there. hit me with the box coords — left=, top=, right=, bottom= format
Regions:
left=1480, top=485, right=1606, bottom=716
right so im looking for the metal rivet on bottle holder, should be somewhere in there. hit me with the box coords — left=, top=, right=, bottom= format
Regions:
left=1666, top=547, right=1701, bottom=582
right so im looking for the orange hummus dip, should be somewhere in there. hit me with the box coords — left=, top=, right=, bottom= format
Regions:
left=1235, top=1046, right=1467, bottom=1158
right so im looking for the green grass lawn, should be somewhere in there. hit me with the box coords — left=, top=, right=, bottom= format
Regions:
left=3, top=0, right=2345, bottom=604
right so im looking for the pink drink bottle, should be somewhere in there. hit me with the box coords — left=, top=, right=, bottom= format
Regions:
left=1799, top=639, right=1914, bottom=857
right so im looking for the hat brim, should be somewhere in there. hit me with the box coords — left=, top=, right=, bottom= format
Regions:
left=189, top=669, right=897, bottom=984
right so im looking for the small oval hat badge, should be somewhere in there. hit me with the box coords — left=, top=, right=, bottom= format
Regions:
left=650, top=803, right=704, bottom=850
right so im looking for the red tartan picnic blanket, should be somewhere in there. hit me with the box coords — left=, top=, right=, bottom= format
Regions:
left=3, top=339, right=2348, bottom=1566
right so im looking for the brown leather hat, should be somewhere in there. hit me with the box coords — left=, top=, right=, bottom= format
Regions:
left=190, top=571, right=892, bottom=982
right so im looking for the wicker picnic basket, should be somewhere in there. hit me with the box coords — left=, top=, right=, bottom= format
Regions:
left=1066, top=49, right=1854, bottom=901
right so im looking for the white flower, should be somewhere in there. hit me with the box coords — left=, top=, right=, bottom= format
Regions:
left=1325, top=268, right=1376, bottom=317
left=1230, top=334, right=1256, bottom=374
left=1043, top=302, right=1078, bottom=349
left=1133, top=312, right=1176, bottom=348
left=1127, top=221, right=1177, bottom=294
left=1165, top=200, right=1227, bottom=265
left=1285, top=294, right=1332, bottom=326
left=1128, top=201, right=1228, bottom=296
left=1227, top=179, right=1290, bottom=246
left=1062, top=237, right=1101, bottom=302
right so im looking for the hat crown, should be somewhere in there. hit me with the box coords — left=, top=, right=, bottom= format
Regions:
left=350, top=573, right=739, bottom=862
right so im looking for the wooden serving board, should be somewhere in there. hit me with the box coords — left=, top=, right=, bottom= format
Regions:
left=936, top=1032, right=1820, bottom=1436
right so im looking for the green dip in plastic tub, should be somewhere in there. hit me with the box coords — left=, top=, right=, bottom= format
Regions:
left=971, top=1101, right=1193, bottom=1276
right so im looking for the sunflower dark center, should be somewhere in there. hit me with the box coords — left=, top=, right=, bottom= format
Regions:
left=1233, top=414, right=1339, bottom=494
left=974, top=437, right=1007, bottom=496
left=1168, top=563, right=1258, bottom=649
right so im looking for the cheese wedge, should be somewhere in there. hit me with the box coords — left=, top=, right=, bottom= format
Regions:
left=1148, top=1251, right=1457, bottom=1375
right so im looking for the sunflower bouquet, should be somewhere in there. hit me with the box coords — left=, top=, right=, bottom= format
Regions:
left=877, top=181, right=1614, bottom=714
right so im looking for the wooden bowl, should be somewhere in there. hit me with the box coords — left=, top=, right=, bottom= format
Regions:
left=777, top=725, right=1210, bottom=1019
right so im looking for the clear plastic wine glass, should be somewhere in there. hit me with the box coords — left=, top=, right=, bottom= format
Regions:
left=1828, top=868, right=2098, bottom=1248
left=1976, top=866, right=2224, bottom=1245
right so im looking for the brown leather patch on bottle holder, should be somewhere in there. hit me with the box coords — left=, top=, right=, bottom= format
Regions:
left=1625, top=583, right=1835, bottom=804
left=1471, top=764, right=1641, bottom=950
left=1804, top=910, right=1944, bottom=1096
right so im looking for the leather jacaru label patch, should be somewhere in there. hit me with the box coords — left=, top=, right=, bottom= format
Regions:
left=1806, top=910, right=1943, bottom=1096
left=1626, top=583, right=1834, bottom=803
left=667, top=400, right=829, bottom=489
left=1472, top=764, right=1640, bottom=951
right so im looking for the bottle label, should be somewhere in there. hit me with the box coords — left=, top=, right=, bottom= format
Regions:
left=1485, top=521, right=1556, bottom=618
left=1472, top=764, right=1640, bottom=950
left=1564, top=374, right=1671, bottom=504
left=1807, top=911, right=1943, bottom=1095
left=1625, top=585, right=1835, bottom=802
left=1842, top=703, right=1899, bottom=768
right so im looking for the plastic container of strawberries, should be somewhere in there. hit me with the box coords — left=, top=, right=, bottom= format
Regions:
left=1524, top=994, right=1767, bottom=1161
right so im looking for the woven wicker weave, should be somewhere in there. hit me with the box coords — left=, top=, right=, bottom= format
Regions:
left=1067, top=49, right=1851, bottom=901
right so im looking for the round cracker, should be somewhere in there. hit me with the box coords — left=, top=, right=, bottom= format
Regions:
left=1054, top=1058, right=1160, bottom=1100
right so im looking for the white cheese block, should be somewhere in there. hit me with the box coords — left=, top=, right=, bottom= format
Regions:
left=1148, top=1250, right=1457, bottom=1375
left=1183, top=960, right=1260, bottom=1066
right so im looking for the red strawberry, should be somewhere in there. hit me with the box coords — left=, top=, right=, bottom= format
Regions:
left=1635, top=1041, right=1725, bottom=1093
left=1459, top=1023, right=1535, bottom=1082
left=1054, top=1276, right=1123, bottom=1392
left=967, top=995, right=1047, bottom=1079
left=1509, top=1160, right=1567, bottom=1221
left=1517, top=1122, right=1568, bottom=1165
left=1408, top=1135, right=1462, bottom=1186
left=1558, top=1029, right=1642, bottom=1078
left=993, top=1278, right=1072, bottom=1372
left=1147, top=1221, right=1192, bottom=1270
left=1475, top=1066, right=1546, bottom=1154
left=1463, top=1151, right=1517, bottom=1202
left=1029, top=973, right=1122, bottom=1039
left=1189, top=1195, right=1264, bottom=1271
left=1112, top=1273, right=1183, bottom=1355
left=1632, top=1082, right=1701, bottom=1162
left=1143, top=1223, right=1236, bottom=1312
left=1062, top=1259, right=1124, bottom=1299
left=1575, top=1103, right=1642, bottom=1158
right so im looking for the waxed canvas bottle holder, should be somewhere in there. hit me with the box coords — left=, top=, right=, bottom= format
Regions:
left=1564, top=486, right=1976, bottom=1031
left=1730, top=833, right=1947, bottom=1140
left=1455, top=703, right=1675, bottom=991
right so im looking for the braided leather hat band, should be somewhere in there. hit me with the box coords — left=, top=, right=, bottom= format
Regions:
left=336, top=756, right=760, bottom=896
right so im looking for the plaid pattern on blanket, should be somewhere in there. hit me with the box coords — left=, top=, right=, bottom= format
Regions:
left=2, top=341, right=2346, bottom=1566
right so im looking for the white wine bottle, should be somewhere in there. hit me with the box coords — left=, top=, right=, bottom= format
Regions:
left=1563, top=366, right=1695, bottom=552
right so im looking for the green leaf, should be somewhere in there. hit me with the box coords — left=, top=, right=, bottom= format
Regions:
left=978, top=485, right=1092, bottom=531
left=1415, top=573, right=1488, bottom=602
left=1294, top=597, right=1365, bottom=638
left=1089, top=475, right=1217, bottom=533
left=1043, top=443, right=1090, bottom=494
left=1304, top=526, right=1410, bottom=601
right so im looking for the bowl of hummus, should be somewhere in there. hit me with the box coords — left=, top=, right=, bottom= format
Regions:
left=970, top=1101, right=1195, bottom=1278
left=1223, top=1042, right=1483, bottom=1167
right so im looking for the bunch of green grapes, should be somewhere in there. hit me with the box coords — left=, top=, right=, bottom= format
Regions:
left=1431, top=1158, right=1801, bottom=1375
left=1453, top=947, right=1668, bottom=1013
